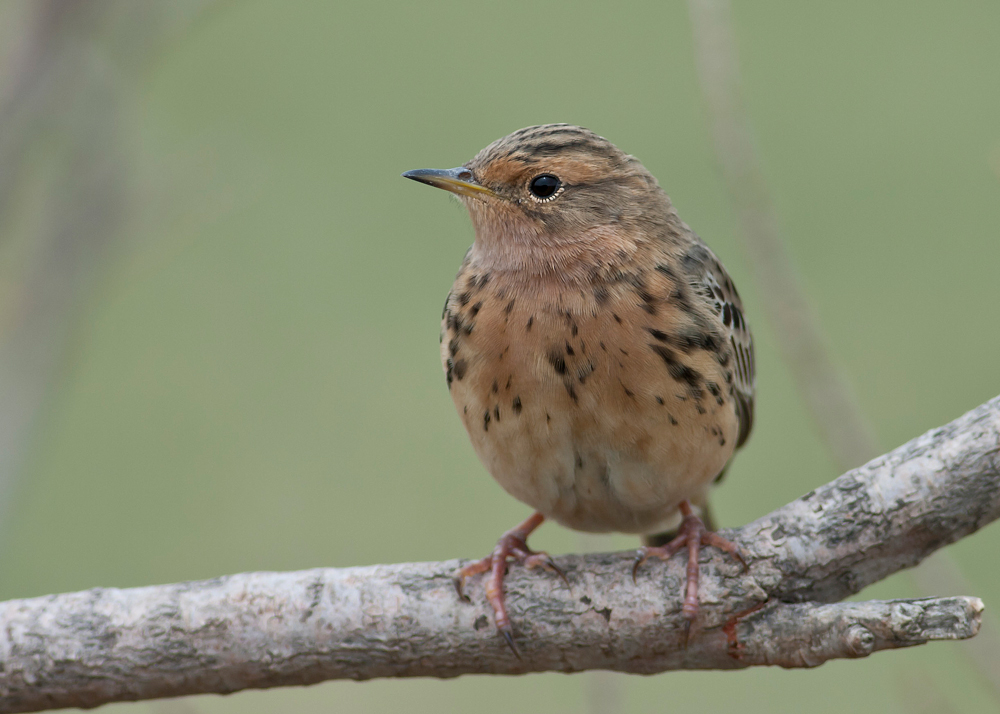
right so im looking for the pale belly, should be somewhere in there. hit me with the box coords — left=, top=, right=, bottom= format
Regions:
left=444, top=303, right=739, bottom=535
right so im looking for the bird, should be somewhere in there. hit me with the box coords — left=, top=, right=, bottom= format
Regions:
left=402, top=124, right=754, bottom=652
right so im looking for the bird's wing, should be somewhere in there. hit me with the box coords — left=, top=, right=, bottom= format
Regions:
left=688, top=246, right=756, bottom=449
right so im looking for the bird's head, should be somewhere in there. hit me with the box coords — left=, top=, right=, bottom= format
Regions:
left=403, top=125, right=676, bottom=276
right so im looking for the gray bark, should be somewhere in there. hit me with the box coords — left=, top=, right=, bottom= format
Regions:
left=1, top=395, right=998, bottom=713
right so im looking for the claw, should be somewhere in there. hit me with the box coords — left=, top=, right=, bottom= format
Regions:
left=453, top=575, right=471, bottom=602
left=631, top=550, right=648, bottom=583
left=524, top=552, right=569, bottom=587
left=549, top=559, right=570, bottom=588
left=454, top=556, right=491, bottom=603
left=681, top=618, right=691, bottom=649
left=500, top=626, right=522, bottom=659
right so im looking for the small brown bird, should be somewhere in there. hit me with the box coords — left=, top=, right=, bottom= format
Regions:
left=403, top=124, right=754, bottom=651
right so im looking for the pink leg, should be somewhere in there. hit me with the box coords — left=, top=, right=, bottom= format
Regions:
left=454, top=512, right=566, bottom=657
left=633, top=500, right=747, bottom=624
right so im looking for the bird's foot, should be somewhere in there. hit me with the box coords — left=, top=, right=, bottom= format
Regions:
left=632, top=500, right=747, bottom=627
left=453, top=512, right=566, bottom=657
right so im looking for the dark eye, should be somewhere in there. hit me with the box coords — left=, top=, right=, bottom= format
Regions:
left=529, top=174, right=561, bottom=199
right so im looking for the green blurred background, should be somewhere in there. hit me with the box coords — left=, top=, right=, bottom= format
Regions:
left=1, top=1, right=998, bottom=712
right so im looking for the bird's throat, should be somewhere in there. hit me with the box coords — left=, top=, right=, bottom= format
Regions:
left=465, top=204, right=644, bottom=286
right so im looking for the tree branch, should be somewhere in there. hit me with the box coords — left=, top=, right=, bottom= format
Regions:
left=1, top=395, right=998, bottom=713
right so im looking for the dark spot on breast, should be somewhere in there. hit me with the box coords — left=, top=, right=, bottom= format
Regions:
left=491, top=379, right=498, bottom=394
left=470, top=301, right=483, bottom=317
left=647, top=328, right=669, bottom=342
left=571, top=323, right=579, bottom=337
left=669, top=415, right=678, bottom=425
left=547, top=348, right=567, bottom=375
left=577, top=361, right=594, bottom=383
left=696, top=404, right=706, bottom=414
left=655, top=263, right=677, bottom=280
left=462, top=323, right=473, bottom=336
left=527, top=316, right=534, bottom=331
left=458, top=291, right=471, bottom=306
left=475, top=273, right=491, bottom=289
left=448, top=337, right=460, bottom=357
left=575, top=452, right=584, bottom=469
left=505, top=375, right=512, bottom=389
left=670, top=287, right=695, bottom=315
left=513, top=396, right=522, bottom=414
left=567, top=384, right=579, bottom=403
left=638, top=290, right=657, bottom=315
left=494, top=405, right=500, bottom=422
left=594, top=285, right=609, bottom=305
left=650, top=343, right=703, bottom=389
left=676, top=328, right=720, bottom=353
left=565, top=342, right=575, bottom=356
left=483, top=410, right=491, bottom=431
left=707, top=381, right=724, bottom=405
left=505, top=298, right=515, bottom=315
left=464, top=405, right=468, bottom=414
left=442, top=293, right=452, bottom=318
left=546, top=412, right=551, bottom=423
left=447, top=312, right=463, bottom=332
left=656, top=396, right=664, bottom=405
left=453, top=359, right=468, bottom=380
left=619, top=348, right=629, bottom=356
left=612, top=313, right=622, bottom=324
left=600, top=341, right=607, bottom=351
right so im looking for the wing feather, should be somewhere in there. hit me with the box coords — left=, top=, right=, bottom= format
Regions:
left=687, top=244, right=755, bottom=448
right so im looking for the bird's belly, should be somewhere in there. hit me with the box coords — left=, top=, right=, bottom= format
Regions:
left=446, top=333, right=738, bottom=535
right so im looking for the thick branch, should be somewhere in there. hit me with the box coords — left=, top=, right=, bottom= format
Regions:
left=1, top=396, right=998, bottom=712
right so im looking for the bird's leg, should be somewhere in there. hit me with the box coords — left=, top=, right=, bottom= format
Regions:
left=454, top=511, right=565, bottom=656
left=633, top=500, right=746, bottom=623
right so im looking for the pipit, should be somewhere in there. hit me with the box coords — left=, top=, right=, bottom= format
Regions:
left=403, top=124, right=754, bottom=652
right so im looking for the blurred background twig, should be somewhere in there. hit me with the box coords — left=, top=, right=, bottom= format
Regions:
left=0, top=0, right=217, bottom=537
left=686, top=0, right=1000, bottom=705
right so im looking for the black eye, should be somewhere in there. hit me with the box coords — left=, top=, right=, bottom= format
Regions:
left=529, top=174, right=561, bottom=199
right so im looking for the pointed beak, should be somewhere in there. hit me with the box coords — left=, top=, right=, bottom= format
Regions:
left=401, top=167, right=495, bottom=199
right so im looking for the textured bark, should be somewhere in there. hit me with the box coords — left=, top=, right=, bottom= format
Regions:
left=1, top=395, right=998, bottom=712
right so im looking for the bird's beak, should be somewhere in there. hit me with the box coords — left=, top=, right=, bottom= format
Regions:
left=401, top=167, right=495, bottom=199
